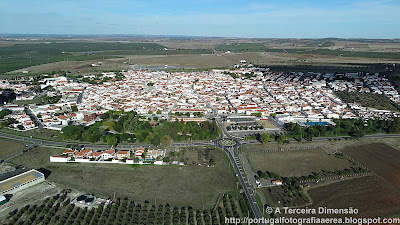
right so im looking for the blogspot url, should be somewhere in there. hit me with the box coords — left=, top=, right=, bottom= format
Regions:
left=225, top=216, right=400, bottom=225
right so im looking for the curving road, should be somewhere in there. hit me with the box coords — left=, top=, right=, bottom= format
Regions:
left=2, top=122, right=399, bottom=223
left=215, top=118, right=266, bottom=225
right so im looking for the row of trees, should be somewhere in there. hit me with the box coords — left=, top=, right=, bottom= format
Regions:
left=258, top=132, right=287, bottom=144
left=285, top=118, right=400, bottom=141
left=7, top=194, right=246, bottom=225
left=257, top=166, right=369, bottom=184
left=60, top=110, right=220, bottom=147
left=60, top=122, right=136, bottom=147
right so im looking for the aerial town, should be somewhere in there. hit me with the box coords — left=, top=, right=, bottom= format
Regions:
left=2, top=0, right=400, bottom=223
left=0, top=66, right=399, bottom=133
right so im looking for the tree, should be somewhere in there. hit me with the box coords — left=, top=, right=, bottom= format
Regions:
left=148, top=110, right=153, bottom=115
left=106, top=136, right=118, bottom=147
left=277, top=135, right=285, bottom=144
left=151, top=134, right=161, bottom=146
left=71, top=105, right=78, bottom=112
left=259, top=133, right=273, bottom=144
left=156, top=110, right=162, bottom=114
left=0, top=109, right=11, bottom=119
left=113, top=124, right=123, bottom=132
left=161, top=135, right=171, bottom=147
left=103, top=121, right=115, bottom=130
left=61, top=125, right=84, bottom=140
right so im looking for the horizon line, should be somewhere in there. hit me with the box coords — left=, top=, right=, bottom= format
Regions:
left=1, top=33, right=400, bottom=40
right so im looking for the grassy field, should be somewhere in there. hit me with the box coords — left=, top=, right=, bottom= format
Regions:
left=216, top=43, right=268, bottom=52
left=9, top=146, right=237, bottom=209
left=336, top=91, right=400, bottom=112
left=13, top=95, right=53, bottom=106
left=2, top=38, right=400, bottom=76
left=0, top=127, right=61, bottom=141
left=244, top=147, right=354, bottom=177
left=342, top=143, right=400, bottom=188
left=0, top=42, right=212, bottom=74
left=215, top=43, right=400, bottom=59
left=0, top=138, right=25, bottom=159
left=6, top=49, right=400, bottom=76
left=305, top=175, right=400, bottom=218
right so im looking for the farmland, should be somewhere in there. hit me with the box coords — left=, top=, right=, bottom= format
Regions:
left=8, top=146, right=238, bottom=209
left=0, top=41, right=212, bottom=74
left=215, top=43, right=400, bottom=59
left=336, top=91, right=400, bottom=112
left=2, top=192, right=246, bottom=225
left=342, top=143, right=400, bottom=188
left=244, top=147, right=354, bottom=177
left=2, top=37, right=400, bottom=77
left=304, top=175, right=400, bottom=218
left=0, top=138, right=25, bottom=159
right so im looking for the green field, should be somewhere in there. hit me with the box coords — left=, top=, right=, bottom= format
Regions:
left=9, top=146, right=237, bottom=209
left=0, top=138, right=25, bottom=159
left=0, top=42, right=212, bottom=74
left=216, top=43, right=400, bottom=59
left=216, top=43, right=268, bottom=52
left=0, top=127, right=61, bottom=142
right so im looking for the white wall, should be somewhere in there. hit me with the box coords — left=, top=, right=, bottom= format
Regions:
left=50, top=156, right=68, bottom=162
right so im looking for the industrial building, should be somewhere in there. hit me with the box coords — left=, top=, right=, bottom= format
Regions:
left=0, top=169, right=45, bottom=195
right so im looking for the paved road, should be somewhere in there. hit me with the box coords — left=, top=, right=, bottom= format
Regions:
left=215, top=118, right=265, bottom=225
left=2, top=124, right=399, bottom=223
left=239, top=153, right=258, bottom=187
left=287, top=134, right=400, bottom=142
left=0, top=131, right=215, bottom=150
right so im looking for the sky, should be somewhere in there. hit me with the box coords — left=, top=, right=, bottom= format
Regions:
left=1, top=0, right=400, bottom=38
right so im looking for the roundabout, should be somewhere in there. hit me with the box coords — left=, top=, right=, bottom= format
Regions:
left=219, top=139, right=236, bottom=147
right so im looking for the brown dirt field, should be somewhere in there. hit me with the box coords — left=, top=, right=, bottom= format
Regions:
left=157, top=39, right=221, bottom=49
left=8, top=50, right=400, bottom=75
left=342, top=143, right=400, bottom=188
left=9, top=146, right=237, bottom=209
left=305, top=175, right=400, bottom=218
left=245, top=147, right=354, bottom=177
left=0, top=139, right=25, bottom=159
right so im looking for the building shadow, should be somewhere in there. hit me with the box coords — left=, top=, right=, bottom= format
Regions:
left=37, top=168, right=51, bottom=179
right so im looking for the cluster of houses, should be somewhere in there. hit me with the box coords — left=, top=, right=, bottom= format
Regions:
left=50, top=147, right=166, bottom=165
left=348, top=103, right=400, bottom=120
left=1, top=67, right=400, bottom=134
left=328, top=73, right=400, bottom=104
left=3, top=112, right=36, bottom=130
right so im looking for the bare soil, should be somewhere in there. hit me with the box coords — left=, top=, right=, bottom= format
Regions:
left=305, top=175, right=400, bottom=218
left=8, top=146, right=237, bottom=209
left=342, top=143, right=400, bottom=188
left=245, top=147, right=354, bottom=177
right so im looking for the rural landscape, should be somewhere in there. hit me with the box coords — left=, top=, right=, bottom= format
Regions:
left=1, top=0, right=400, bottom=225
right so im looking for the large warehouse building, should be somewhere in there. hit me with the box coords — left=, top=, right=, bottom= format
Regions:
left=0, top=169, right=45, bottom=195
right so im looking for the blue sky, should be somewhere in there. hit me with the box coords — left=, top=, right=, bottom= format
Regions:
left=1, top=0, right=400, bottom=38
